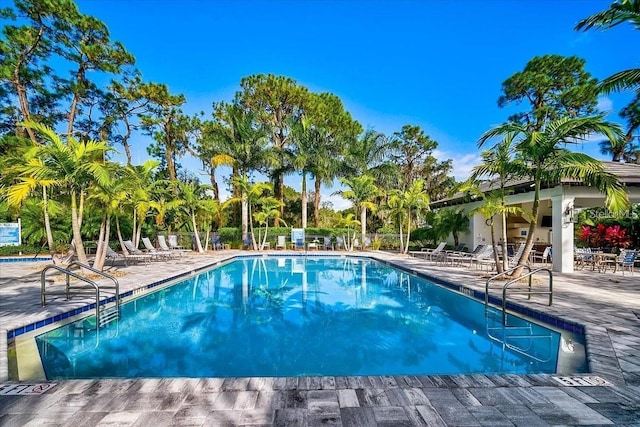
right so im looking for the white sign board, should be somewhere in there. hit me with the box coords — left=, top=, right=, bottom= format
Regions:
left=0, top=220, right=21, bottom=246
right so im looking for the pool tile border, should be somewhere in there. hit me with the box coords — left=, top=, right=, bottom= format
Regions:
left=0, top=257, right=52, bottom=263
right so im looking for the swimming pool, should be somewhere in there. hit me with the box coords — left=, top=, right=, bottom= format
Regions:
left=34, top=256, right=586, bottom=379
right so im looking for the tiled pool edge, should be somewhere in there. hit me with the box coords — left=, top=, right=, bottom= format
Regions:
left=3, top=252, right=624, bottom=385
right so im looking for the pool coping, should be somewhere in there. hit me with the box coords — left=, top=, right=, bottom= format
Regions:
left=3, top=252, right=617, bottom=383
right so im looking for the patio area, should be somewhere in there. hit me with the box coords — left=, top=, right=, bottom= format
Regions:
left=0, top=250, right=639, bottom=426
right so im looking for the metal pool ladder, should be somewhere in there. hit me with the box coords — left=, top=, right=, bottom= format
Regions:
left=485, top=265, right=553, bottom=324
left=41, top=261, right=120, bottom=328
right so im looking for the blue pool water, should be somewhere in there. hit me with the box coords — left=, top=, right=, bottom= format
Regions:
left=35, top=256, right=585, bottom=379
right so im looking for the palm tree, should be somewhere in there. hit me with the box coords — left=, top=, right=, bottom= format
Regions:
left=479, top=116, right=628, bottom=275
left=334, top=212, right=360, bottom=251
left=14, top=122, right=113, bottom=265
left=253, top=195, right=285, bottom=250
left=576, top=0, right=640, bottom=94
left=469, top=134, right=528, bottom=269
left=334, top=175, right=378, bottom=245
left=438, top=208, right=470, bottom=248
left=399, top=180, right=430, bottom=254
left=176, top=181, right=213, bottom=253
left=204, top=102, right=270, bottom=236
left=599, top=96, right=640, bottom=162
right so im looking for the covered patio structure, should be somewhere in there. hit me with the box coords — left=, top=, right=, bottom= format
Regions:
left=430, top=161, right=640, bottom=273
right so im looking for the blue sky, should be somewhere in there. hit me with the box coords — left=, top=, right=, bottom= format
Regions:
left=76, top=0, right=637, bottom=209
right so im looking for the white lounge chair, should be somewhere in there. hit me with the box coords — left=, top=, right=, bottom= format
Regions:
left=158, top=235, right=188, bottom=255
left=276, top=236, right=286, bottom=250
left=142, top=237, right=174, bottom=259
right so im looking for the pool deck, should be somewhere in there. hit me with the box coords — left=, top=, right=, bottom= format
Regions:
left=0, top=250, right=639, bottom=426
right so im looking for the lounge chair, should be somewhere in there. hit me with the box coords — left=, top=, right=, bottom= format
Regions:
left=410, top=242, right=446, bottom=260
left=141, top=237, right=174, bottom=259
left=157, top=235, right=187, bottom=255
left=508, top=243, right=526, bottom=267
left=168, top=234, right=185, bottom=250
left=293, top=238, right=304, bottom=251
left=275, top=235, right=286, bottom=250
left=108, top=245, right=150, bottom=266
left=336, top=236, right=345, bottom=250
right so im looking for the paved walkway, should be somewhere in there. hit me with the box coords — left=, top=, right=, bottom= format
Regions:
left=0, top=250, right=639, bottom=426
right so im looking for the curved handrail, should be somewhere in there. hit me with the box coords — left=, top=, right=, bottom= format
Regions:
left=67, top=261, right=120, bottom=309
left=41, top=265, right=100, bottom=322
left=502, top=267, right=553, bottom=324
left=485, top=264, right=532, bottom=306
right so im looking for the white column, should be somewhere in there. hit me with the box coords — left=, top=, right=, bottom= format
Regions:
left=551, top=194, right=574, bottom=273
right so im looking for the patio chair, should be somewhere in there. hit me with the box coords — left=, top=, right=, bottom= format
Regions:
left=532, top=246, right=552, bottom=265
left=111, top=244, right=151, bottom=265
left=293, top=238, right=304, bottom=251
left=242, top=236, right=253, bottom=250
left=275, top=235, right=286, bottom=250
left=141, top=237, right=174, bottom=259
left=616, top=249, right=637, bottom=275
left=472, top=245, right=496, bottom=270
left=212, top=234, right=223, bottom=250
left=168, top=234, right=185, bottom=250
left=336, top=236, right=345, bottom=250
left=158, top=235, right=188, bottom=255
left=362, top=236, right=372, bottom=250
left=410, top=241, right=446, bottom=260
left=323, top=236, right=333, bottom=250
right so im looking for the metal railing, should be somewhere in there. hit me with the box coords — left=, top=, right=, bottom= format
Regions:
left=40, top=262, right=121, bottom=328
left=486, top=265, right=553, bottom=325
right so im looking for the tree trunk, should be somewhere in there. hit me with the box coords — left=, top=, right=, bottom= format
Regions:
left=93, top=216, right=106, bottom=270
left=116, top=217, right=129, bottom=255
left=278, top=172, right=285, bottom=227
left=241, top=190, right=249, bottom=241
left=70, top=191, right=88, bottom=265
left=501, top=211, right=509, bottom=272
left=313, top=178, right=321, bottom=227
left=515, top=180, right=541, bottom=277
left=361, top=207, right=367, bottom=249
left=490, top=220, right=503, bottom=274
left=191, top=213, right=204, bottom=253
left=42, top=187, right=57, bottom=263
left=404, top=213, right=412, bottom=255
left=301, top=171, right=307, bottom=229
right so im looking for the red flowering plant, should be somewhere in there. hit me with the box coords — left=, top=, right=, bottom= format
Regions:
left=579, top=224, right=631, bottom=249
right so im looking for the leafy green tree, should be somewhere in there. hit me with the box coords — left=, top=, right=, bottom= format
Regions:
left=14, top=121, right=113, bottom=265
left=576, top=0, right=640, bottom=94
left=176, top=181, right=213, bottom=253
left=334, top=175, right=378, bottom=245
left=468, top=134, right=529, bottom=270
left=479, top=116, right=628, bottom=274
left=253, top=194, right=285, bottom=250
left=389, top=124, right=455, bottom=199
left=291, top=92, right=361, bottom=228
left=140, top=86, right=192, bottom=183
left=0, top=0, right=75, bottom=140
left=236, top=74, right=310, bottom=221
left=201, top=102, right=270, bottom=239
left=498, top=55, right=599, bottom=129
left=399, top=180, right=430, bottom=254
left=600, top=95, right=640, bottom=162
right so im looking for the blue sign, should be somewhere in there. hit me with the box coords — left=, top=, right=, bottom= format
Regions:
left=0, top=222, right=21, bottom=246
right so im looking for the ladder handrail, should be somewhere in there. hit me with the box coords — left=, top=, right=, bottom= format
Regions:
left=485, top=264, right=532, bottom=306
left=502, top=267, right=553, bottom=324
left=67, top=261, right=120, bottom=309
left=41, top=265, right=100, bottom=322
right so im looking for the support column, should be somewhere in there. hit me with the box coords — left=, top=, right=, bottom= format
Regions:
left=551, top=194, right=574, bottom=273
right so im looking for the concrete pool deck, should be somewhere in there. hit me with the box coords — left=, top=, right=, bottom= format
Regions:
left=0, top=250, right=639, bottom=426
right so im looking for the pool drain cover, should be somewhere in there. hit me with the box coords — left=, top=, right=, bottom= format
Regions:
left=552, top=376, right=612, bottom=386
